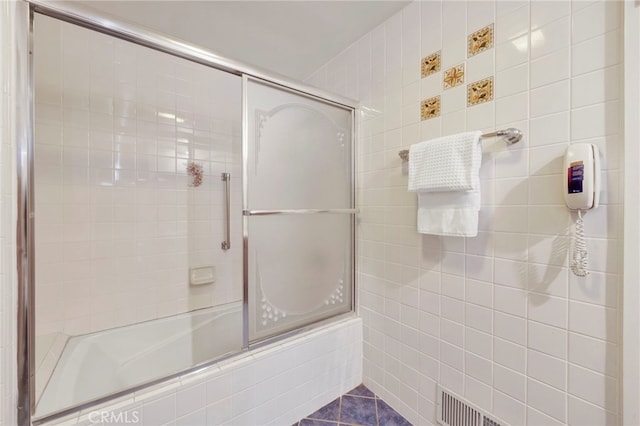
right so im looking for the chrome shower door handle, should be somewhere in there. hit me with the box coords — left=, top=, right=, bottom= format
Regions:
left=221, top=172, right=231, bottom=250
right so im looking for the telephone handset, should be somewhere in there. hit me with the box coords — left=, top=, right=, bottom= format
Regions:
left=563, top=143, right=601, bottom=277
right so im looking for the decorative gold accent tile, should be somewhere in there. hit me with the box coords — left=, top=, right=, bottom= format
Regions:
left=443, top=64, right=465, bottom=90
left=467, top=77, right=494, bottom=106
left=468, top=24, right=494, bottom=57
left=421, top=51, right=441, bottom=78
left=421, top=96, right=441, bottom=120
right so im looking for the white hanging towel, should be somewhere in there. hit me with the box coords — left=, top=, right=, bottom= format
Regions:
left=408, top=131, right=482, bottom=237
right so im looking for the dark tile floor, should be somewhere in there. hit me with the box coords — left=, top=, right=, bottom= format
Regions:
left=294, top=384, right=412, bottom=426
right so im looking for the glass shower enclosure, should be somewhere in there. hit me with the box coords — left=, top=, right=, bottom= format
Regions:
left=245, top=78, right=354, bottom=342
left=27, top=7, right=355, bottom=423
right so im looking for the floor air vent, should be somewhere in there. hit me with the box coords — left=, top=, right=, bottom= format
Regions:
left=436, top=384, right=508, bottom=426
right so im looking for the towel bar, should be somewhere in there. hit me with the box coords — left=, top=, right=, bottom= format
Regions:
left=398, top=127, right=522, bottom=162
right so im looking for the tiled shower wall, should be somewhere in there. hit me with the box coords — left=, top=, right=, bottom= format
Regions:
left=307, top=1, right=622, bottom=425
left=33, top=15, right=243, bottom=340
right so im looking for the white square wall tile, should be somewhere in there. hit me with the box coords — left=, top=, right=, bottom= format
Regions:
left=531, top=17, right=571, bottom=60
left=568, top=395, right=617, bottom=426
left=530, top=48, right=570, bottom=89
left=441, top=37, right=467, bottom=70
left=464, top=376, right=492, bottom=413
left=529, top=112, right=569, bottom=147
left=569, top=300, right=618, bottom=342
left=528, top=205, right=571, bottom=236
left=527, top=174, right=564, bottom=206
left=441, top=86, right=466, bottom=114
left=441, top=296, right=464, bottom=323
left=442, top=1, right=466, bottom=46
left=527, top=379, right=566, bottom=422
left=466, top=51, right=494, bottom=85
left=531, top=1, right=571, bottom=30
left=530, top=80, right=569, bottom=118
left=527, top=350, right=566, bottom=391
left=491, top=205, right=528, bottom=232
left=465, top=328, right=492, bottom=359
left=440, top=341, right=464, bottom=370
left=494, top=286, right=526, bottom=318
left=493, top=364, right=525, bottom=402
left=495, top=38, right=529, bottom=71
left=440, top=319, right=463, bottom=347
left=440, top=364, right=464, bottom=396
left=142, top=394, right=176, bottom=426
left=572, top=0, right=622, bottom=44
left=421, top=1, right=442, bottom=56
left=494, top=311, right=525, bottom=345
left=572, top=29, right=621, bottom=77
left=495, top=64, right=528, bottom=98
left=569, top=269, right=618, bottom=308
left=465, top=303, right=493, bottom=334
left=495, top=92, right=528, bottom=126
left=442, top=110, right=466, bottom=136
left=494, top=146, right=529, bottom=180
left=528, top=320, right=567, bottom=359
left=466, top=279, right=492, bottom=309
left=494, top=258, right=527, bottom=289
left=569, top=332, right=618, bottom=377
left=466, top=102, right=495, bottom=134
left=571, top=101, right=620, bottom=141
left=495, top=4, right=528, bottom=44
left=465, top=352, right=492, bottom=385
left=568, top=364, right=617, bottom=411
left=493, top=337, right=525, bottom=373
left=571, top=66, right=621, bottom=109
left=527, top=407, right=565, bottom=426
left=493, top=390, right=525, bottom=426
left=528, top=294, right=567, bottom=329
left=467, top=1, right=495, bottom=34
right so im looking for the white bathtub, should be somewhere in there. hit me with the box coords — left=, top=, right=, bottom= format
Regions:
left=35, top=302, right=243, bottom=418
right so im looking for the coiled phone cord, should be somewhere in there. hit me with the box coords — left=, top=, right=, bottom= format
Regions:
left=571, top=210, right=589, bottom=277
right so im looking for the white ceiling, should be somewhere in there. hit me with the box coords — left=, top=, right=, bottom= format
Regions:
left=80, top=1, right=411, bottom=81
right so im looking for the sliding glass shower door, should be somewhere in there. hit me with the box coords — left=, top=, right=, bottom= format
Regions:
left=245, top=78, right=354, bottom=342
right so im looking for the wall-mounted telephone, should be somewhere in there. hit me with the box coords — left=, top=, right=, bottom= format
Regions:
left=563, top=143, right=601, bottom=277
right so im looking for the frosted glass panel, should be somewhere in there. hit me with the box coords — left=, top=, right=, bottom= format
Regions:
left=248, top=215, right=352, bottom=340
left=247, top=80, right=351, bottom=210
left=246, top=78, right=353, bottom=341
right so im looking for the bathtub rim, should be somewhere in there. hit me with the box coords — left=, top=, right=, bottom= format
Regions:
left=32, top=310, right=357, bottom=425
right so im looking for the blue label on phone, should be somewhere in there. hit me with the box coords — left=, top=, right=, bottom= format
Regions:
left=568, top=162, right=584, bottom=194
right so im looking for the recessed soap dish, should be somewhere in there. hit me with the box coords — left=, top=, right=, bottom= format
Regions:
left=190, top=266, right=216, bottom=286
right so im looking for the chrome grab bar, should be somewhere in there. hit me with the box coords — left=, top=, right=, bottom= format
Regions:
left=244, top=208, right=359, bottom=216
left=221, top=173, right=231, bottom=250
